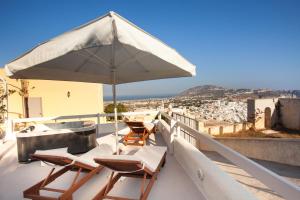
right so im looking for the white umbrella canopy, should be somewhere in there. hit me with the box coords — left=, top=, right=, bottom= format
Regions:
left=5, top=11, right=196, bottom=153
left=5, top=11, right=195, bottom=83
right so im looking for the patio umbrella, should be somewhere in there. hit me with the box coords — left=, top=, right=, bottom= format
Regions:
left=5, top=11, right=196, bottom=153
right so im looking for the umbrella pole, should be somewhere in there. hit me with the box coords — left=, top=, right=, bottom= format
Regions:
left=112, top=73, right=119, bottom=155
left=112, top=18, right=119, bottom=154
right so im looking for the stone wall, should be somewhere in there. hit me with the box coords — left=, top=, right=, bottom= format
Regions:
left=203, top=122, right=251, bottom=136
left=279, top=98, right=300, bottom=130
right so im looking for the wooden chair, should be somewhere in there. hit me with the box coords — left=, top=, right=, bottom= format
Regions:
left=124, top=121, right=155, bottom=146
left=24, top=146, right=113, bottom=200
left=93, top=146, right=167, bottom=200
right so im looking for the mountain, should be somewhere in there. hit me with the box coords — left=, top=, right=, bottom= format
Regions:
left=178, top=85, right=292, bottom=100
left=179, top=85, right=227, bottom=98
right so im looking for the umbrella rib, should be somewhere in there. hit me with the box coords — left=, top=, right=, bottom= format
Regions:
left=84, top=49, right=111, bottom=68
left=76, top=52, right=101, bottom=66
left=116, top=51, right=148, bottom=69
left=75, top=47, right=103, bottom=72
left=120, top=44, right=150, bottom=73
left=76, top=51, right=111, bottom=72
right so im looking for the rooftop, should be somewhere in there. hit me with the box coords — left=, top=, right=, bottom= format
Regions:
left=0, top=131, right=204, bottom=200
left=0, top=111, right=299, bottom=200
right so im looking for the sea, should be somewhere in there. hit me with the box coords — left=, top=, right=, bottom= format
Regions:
left=104, top=94, right=175, bottom=101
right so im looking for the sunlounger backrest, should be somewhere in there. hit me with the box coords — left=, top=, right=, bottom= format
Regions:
left=126, top=121, right=146, bottom=133
left=31, top=154, right=73, bottom=166
left=94, top=155, right=142, bottom=172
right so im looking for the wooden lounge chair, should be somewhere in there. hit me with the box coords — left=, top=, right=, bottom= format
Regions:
left=124, top=121, right=155, bottom=146
left=93, top=146, right=167, bottom=200
left=23, top=144, right=114, bottom=200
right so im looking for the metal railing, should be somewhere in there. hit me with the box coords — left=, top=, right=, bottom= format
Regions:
left=172, top=112, right=199, bottom=147
left=159, top=111, right=300, bottom=200
left=173, top=112, right=199, bottom=130
left=7, top=111, right=159, bottom=134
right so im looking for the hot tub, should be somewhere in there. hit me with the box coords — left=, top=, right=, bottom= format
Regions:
left=16, top=121, right=96, bottom=163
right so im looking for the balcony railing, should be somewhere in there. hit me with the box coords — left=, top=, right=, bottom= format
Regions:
left=6, top=111, right=159, bottom=136
left=173, top=112, right=199, bottom=130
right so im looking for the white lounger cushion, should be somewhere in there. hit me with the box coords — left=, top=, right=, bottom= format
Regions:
left=78, top=144, right=114, bottom=167
left=134, top=146, right=166, bottom=172
left=96, top=134, right=125, bottom=152
left=34, top=144, right=114, bottom=168
left=96, top=146, right=167, bottom=172
left=96, top=154, right=142, bottom=162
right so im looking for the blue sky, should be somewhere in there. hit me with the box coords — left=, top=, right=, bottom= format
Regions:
left=0, top=0, right=299, bottom=97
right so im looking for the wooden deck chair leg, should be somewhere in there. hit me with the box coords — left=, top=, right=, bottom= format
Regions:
left=41, top=167, right=55, bottom=188
left=24, top=165, right=102, bottom=200
left=24, top=166, right=71, bottom=199
left=140, top=172, right=158, bottom=200
left=92, top=173, right=121, bottom=200
left=70, top=167, right=82, bottom=187
left=140, top=172, right=147, bottom=200
left=104, top=171, right=115, bottom=197
left=140, top=153, right=166, bottom=200
left=144, top=129, right=147, bottom=145
left=61, top=166, right=103, bottom=200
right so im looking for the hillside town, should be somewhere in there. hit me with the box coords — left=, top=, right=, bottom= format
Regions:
left=105, top=85, right=297, bottom=124
left=105, top=98, right=247, bottom=124
left=183, top=100, right=247, bottom=123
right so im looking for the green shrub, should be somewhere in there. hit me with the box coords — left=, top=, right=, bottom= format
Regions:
left=104, top=103, right=128, bottom=121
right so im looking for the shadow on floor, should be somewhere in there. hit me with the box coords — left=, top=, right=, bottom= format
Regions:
left=0, top=141, right=16, bottom=161
left=237, top=180, right=282, bottom=198
left=202, top=150, right=300, bottom=181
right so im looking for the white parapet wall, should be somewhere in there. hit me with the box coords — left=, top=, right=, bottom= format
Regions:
left=173, top=137, right=257, bottom=200
left=157, top=120, right=172, bottom=151
left=157, top=118, right=257, bottom=200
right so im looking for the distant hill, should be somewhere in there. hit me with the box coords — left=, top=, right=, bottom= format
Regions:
left=178, top=85, right=292, bottom=100
left=179, top=85, right=227, bottom=98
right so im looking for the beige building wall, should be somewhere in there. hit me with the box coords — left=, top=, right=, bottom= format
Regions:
left=0, top=70, right=24, bottom=119
left=0, top=69, right=104, bottom=120
left=28, top=79, right=103, bottom=117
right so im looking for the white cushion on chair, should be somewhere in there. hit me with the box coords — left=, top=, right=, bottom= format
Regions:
left=95, top=154, right=141, bottom=162
left=34, top=144, right=115, bottom=168
left=134, top=146, right=167, bottom=172
left=78, top=144, right=114, bottom=167
left=95, top=146, right=167, bottom=172
left=96, top=134, right=125, bottom=152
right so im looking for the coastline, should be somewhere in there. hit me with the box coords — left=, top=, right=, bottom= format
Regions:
left=104, top=94, right=175, bottom=102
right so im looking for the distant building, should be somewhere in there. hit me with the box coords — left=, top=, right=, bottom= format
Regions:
left=247, top=98, right=300, bottom=131
left=292, top=90, right=300, bottom=98
left=0, top=69, right=104, bottom=120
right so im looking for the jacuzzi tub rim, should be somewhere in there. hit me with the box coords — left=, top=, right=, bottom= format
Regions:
left=16, top=124, right=96, bottom=138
